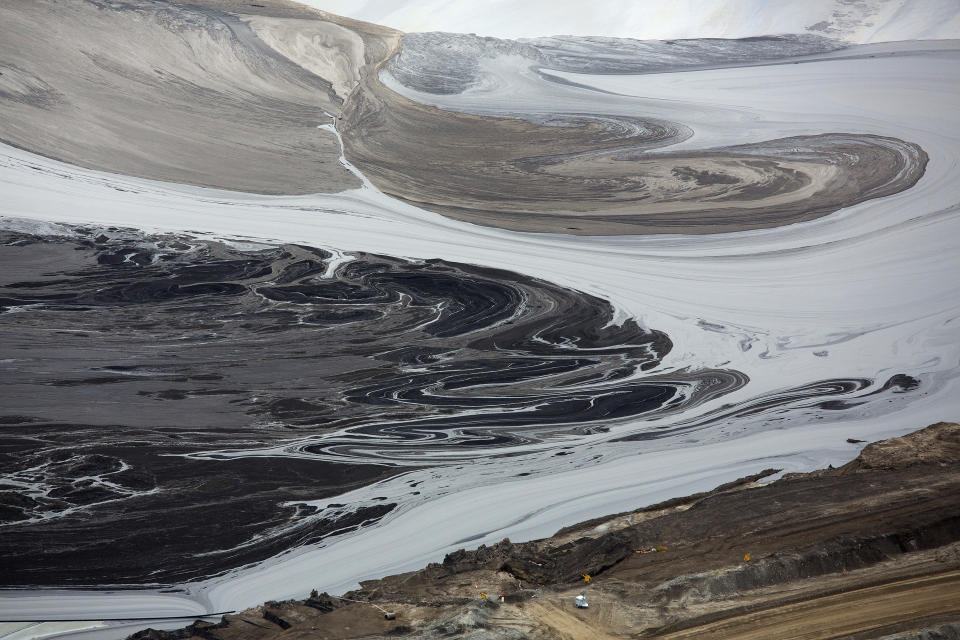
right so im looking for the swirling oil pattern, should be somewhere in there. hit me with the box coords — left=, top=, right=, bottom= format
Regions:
left=0, top=226, right=746, bottom=585
left=343, top=33, right=929, bottom=235
left=0, top=225, right=935, bottom=588
left=0, top=0, right=958, bottom=630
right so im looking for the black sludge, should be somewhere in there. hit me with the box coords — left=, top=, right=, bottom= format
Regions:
left=0, top=227, right=742, bottom=586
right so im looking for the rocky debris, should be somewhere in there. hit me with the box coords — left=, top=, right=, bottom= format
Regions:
left=352, top=531, right=636, bottom=596
left=877, top=623, right=960, bottom=640
left=837, top=422, right=960, bottom=473
left=128, top=619, right=228, bottom=640
left=936, top=541, right=960, bottom=565
left=304, top=592, right=344, bottom=613
left=388, top=601, right=528, bottom=640
left=501, top=532, right=636, bottom=585
left=261, top=610, right=291, bottom=630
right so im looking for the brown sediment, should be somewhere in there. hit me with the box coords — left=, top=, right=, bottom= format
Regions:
left=339, top=58, right=928, bottom=234
left=136, top=422, right=960, bottom=639
left=330, top=15, right=930, bottom=236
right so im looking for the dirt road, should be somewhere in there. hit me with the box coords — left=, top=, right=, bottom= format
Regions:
left=655, top=570, right=960, bottom=640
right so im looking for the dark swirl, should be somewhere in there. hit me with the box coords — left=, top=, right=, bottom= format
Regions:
left=0, top=227, right=739, bottom=586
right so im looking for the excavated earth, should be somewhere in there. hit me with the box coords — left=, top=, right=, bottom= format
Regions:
left=135, top=421, right=960, bottom=639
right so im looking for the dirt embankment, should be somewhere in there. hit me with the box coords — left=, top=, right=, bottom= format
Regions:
left=135, top=421, right=960, bottom=639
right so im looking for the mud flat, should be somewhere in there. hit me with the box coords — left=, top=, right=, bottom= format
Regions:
left=133, top=422, right=960, bottom=639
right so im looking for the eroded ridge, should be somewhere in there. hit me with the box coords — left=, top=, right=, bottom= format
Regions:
left=0, top=227, right=739, bottom=585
